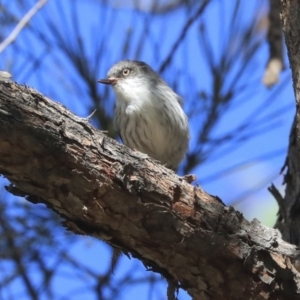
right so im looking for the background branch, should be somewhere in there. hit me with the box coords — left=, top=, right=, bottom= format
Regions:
left=262, top=0, right=284, bottom=87
left=0, top=0, right=48, bottom=54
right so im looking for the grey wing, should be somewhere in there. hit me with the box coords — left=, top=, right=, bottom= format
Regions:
left=113, top=108, right=124, bottom=142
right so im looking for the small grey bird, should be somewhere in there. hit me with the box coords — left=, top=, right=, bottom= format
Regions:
left=98, top=60, right=189, bottom=170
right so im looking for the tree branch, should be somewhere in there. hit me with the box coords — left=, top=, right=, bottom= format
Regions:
left=0, top=0, right=48, bottom=54
left=159, top=0, right=210, bottom=73
left=272, top=0, right=300, bottom=247
left=262, top=0, right=284, bottom=87
left=0, top=79, right=299, bottom=299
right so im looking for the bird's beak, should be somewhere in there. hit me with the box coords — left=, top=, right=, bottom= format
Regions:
left=97, top=77, right=118, bottom=85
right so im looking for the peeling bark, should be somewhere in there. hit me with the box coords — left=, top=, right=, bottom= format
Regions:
left=0, top=78, right=300, bottom=299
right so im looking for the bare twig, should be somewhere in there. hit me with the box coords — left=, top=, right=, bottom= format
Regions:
left=159, top=0, right=210, bottom=73
left=0, top=0, right=48, bottom=54
left=268, top=183, right=285, bottom=217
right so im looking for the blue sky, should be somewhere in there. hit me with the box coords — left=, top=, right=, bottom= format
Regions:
left=0, top=0, right=295, bottom=299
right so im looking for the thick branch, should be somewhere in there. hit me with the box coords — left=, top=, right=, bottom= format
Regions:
left=0, top=80, right=299, bottom=299
left=274, top=1, right=300, bottom=246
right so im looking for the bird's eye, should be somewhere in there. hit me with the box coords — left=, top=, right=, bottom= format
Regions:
left=122, top=68, right=130, bottom=76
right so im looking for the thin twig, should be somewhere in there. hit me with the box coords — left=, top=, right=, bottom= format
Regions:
left=0, top=0, right=48, bottom=54
left=268, top=183, right=285, bottom=217
left=159, top=0, right=210, bottom=73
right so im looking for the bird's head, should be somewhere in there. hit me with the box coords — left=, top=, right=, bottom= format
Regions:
left=98, top=60, right=162, bottom=103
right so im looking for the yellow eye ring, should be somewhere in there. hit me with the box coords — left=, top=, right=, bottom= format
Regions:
left=122, top=68, right=130, bottom=76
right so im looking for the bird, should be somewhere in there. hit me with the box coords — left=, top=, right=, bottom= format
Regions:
left=98, top=60, right=189, bottom=171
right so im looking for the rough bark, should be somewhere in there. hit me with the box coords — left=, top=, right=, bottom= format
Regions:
left=273, top=1, right=300, bottom=246
left=0, top=77, right=300, bottom=299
